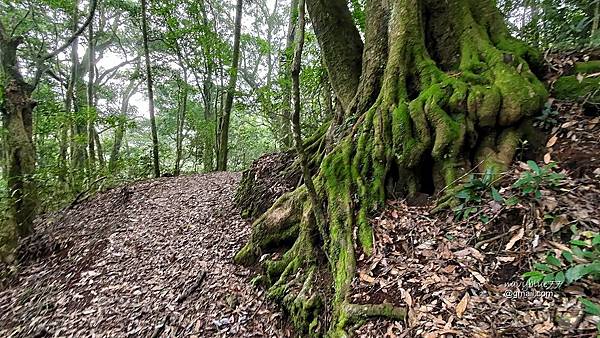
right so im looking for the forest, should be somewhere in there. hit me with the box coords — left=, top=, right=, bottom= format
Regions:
left=0, top=0, right=599, bottom=336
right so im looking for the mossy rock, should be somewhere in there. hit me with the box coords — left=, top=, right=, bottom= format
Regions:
left=553, top=75, right=600, bottom=103
left=574, top=60, right=600, bottom=74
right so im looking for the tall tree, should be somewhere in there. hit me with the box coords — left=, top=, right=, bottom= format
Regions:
left=87, top=14, right=96, bottom=172
left=216, top=0, right=243, bottom=171
left=235, top=0, right=548, bottom=335
left=279, top=0, right=299, bottom=148
left=0, top=0, right=97, bottom=260
left=290, top=0, right=326, bottom=251
left=141, top=0, right=160, bottom=178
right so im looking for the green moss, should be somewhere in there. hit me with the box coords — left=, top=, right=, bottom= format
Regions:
left=553, top=75, right=600, bottom=102
left=574, top=61, right=600, bottom=74
left=477, top=87, right=501, bottom=127
left=448, top=81, right=468, bottom=114
left=357, top=208, right=373, bottom=255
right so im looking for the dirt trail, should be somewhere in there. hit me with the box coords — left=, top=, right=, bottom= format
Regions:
left=0, top=172, right=290, bottom=337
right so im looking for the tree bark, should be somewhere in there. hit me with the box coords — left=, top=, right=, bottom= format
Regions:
left=141, top=0, right=161, bottom=178
left=197, top=0, right=216, bottom=172
left=236, top=0, right=547, bottom=335
left=305, top=0, right=363, bottom=111
left=0, top=39, right=37, bottom=260
left=216, top=0, right=243, bottom=171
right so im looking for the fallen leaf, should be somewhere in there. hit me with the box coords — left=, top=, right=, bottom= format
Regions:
left=550, top=214, right=569, bottom=233
left=505, top=228, right=524, bottom=251
left=546, top=135, right=558, bottom=148
left=402, top=288, right=413, bottom=307
left=454, top=248, right=485, bottom=261
left=543, top=153, right=551, bottom=164
left=359, top=271, right=375, bottom=284
left=456, top=293, right=470, bottom=318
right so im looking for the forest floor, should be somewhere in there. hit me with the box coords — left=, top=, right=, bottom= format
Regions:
left=0, top=173, right=291, bottom=337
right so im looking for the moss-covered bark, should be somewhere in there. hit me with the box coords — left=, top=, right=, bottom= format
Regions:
left=236, top=0, right=547, bottom=335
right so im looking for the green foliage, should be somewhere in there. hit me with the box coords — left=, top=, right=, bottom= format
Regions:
left=499, top=0, right=600, bottom=49
left=524, top=229, right=600, bottom=327
left=453, top=161, right=563, bottom=220
left=512, top=161, right=564, bottom=199
left=454, top=168, right=503, bottom=220
left=533, top=101, right=559, bottom=130
left=349, top=0, right=366, bottom=32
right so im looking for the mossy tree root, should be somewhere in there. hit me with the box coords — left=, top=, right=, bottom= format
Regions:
left=236, top=0, right=547, bottom=336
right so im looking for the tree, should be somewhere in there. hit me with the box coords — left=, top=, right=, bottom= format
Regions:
left=141, top=0, right=161, bottom=178
left=235, top=0, right=548, bottom=335
left=216, top=0, right=243, bottom=171
left=0, top=0, right=97, bottom=260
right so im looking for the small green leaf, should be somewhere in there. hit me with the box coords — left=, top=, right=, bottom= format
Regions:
left=527, top=160, right=541, bottom=174
left=522, top=271, right=544, bottom=277
left=555, top=271, right=565, bottom=283
left=580, top=298, right=600, bottom=316
left=534, top=263, right=553, bottom=272
left=570, top=239, right=589, bottom=247
left=505, top=196, right=519, bottom=206
left=542, top=273, right=555, bottom=283
left=491, top=187, right=503, bottom=202
left=566, top=264, right=589, bottom=283
left=562, top=251, right=574, bottom=263
left=546, top=255, right=562, bottom=267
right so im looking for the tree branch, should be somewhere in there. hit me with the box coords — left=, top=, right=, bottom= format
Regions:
left=9, top=8, right=31, bottom=38
left=42, top=0, right=98, bottom=62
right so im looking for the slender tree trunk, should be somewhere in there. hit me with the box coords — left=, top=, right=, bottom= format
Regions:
left=290, top=0, right=327, bottom=248
left=93, top=128, right=104, bottom=168
left=141, top=0, right=160, bottom=178
left=279, top=0, right=299, bottom=149
left=197, top=0, right=216, bottom=172
left=173, top=41, right=188, bottom=176
left=216, top=0, right=243, bottom=171
left=68, top=0, right=88, bottom=188
left=87, top=16, right=96, bottom=172
left=174, top=78, right=188, bottom=175
left=109, top=75, right=140, bottom=172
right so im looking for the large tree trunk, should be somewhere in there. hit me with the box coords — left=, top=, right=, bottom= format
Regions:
left=0, top=36, right=38, bottom=261
left=0, top=81, right=37, bottom=261
left=235, top=0, right=547, bottom=335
